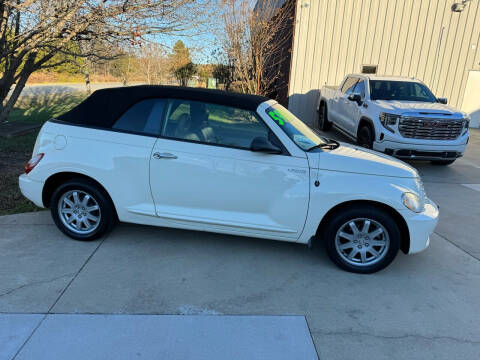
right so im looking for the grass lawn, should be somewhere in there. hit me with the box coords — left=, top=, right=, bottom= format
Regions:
left=0, top=92, right=86, bottom=215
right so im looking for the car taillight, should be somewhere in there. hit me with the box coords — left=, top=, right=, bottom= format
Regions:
left=25, top=153, right=44, bottom=174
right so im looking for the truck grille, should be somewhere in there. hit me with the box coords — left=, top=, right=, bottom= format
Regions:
left=398, top=116, right=464, bottom=140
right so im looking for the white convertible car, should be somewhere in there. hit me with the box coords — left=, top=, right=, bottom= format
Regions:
left=19, top=86, right=439, bottom=273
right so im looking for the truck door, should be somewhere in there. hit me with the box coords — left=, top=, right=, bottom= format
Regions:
left=336, top=77, right=359, bottom=133
left=344, top=79, right=366, bottom=134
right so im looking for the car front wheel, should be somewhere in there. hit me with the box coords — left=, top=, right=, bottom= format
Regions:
left=323, top=205, right=400, bottom=273
left=50, top=178, right=116, bottom=241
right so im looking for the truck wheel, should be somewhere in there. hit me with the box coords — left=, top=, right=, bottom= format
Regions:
left=318, top=103, right=332, bottom=131
left=431, top=160, right=455, bottom=166
left=322, top=205, right=400, bottom=274
left=50, top=178, right=116, bottom=241
left=357, top=125, right=373, bottom=149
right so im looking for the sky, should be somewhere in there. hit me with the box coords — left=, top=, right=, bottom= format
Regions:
left=159, top=32, right=219, bottom=64
left=149, top=0, right=227, bottom=64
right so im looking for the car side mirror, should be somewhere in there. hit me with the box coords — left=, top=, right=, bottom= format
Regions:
left=250, top=137, right=282, bottom=154
left=348, top=93, right=362, bottom=105
left=437, top=97, right=448, bottom=104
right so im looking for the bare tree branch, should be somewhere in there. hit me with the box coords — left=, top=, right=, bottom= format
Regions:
left=0, top=0, right=215, bottom=123
left=217, top=0, right=294, bottom=96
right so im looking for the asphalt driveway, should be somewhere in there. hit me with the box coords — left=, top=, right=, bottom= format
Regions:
left=1, top=130, right=479, bottom=360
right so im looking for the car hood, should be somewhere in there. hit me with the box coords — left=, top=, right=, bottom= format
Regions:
left=310, top=143, right=418, bottom=178
left=372, top=100, right=463, bottom=116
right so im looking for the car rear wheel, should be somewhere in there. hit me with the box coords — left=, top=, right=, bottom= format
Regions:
left=318, top=103, right=332, bottom=131
left=50, top=178, right=116, bottom=241
left=357, top=125, right=373, bottom=149
left=431, top=159, right=455, bottom=166
left=323, top=205, right=400, bottom=273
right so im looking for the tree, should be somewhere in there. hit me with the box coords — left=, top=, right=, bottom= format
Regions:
left=137, top=43, right=169, bottom=85
left=197, top=64, right=213, bottom=87
left=212, top=63, right=234, bottom=90
left=169, top=40, right=196, bottom=86
left=111, top=52, right=139, bottom=86
left=169, top=40, right=191, bottom=68
left=217, top=0, right=295, bottom=95
left=174, top=62, right=197, bottom=86
left=0, top=0, right=211, bottom=123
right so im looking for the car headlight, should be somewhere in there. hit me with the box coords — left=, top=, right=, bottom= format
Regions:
left=402, top=192, right=423, bottom=213
left=379, top=113, right=400, bottom=132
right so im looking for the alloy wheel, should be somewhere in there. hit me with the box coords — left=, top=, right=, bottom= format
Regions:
left=58, top=190, right=101, bottom=234
left=335, top=218, right=390, bottom=266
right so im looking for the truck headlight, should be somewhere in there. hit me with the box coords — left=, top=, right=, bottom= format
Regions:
left=379, top=113, right=400, bottom=132
left=402, top=192, right=423, bottom=213
left=463, top=114, right=470, bottom=129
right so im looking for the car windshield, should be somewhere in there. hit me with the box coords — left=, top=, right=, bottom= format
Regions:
left=369, top=80, right=437, bottom=102
left=265, top=104, right=327, bottom=151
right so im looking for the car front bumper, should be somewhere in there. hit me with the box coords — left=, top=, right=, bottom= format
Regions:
left=398, top=198, right=439, bottom=254
left=19, top=174, right=45, bottom=208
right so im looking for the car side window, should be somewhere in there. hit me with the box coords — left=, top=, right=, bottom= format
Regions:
left=341, top=77, right=359, bottom=94
left=163, top=99, right=271, bottom=150
left=113, top=99, right=166, bottom=135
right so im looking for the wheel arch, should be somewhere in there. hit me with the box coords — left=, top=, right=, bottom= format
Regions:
left=357, top=117, right=376, bottom=141
left=317, top=97, right=327, bottom=112
left=314, top=200, right=410, bottom=254
left=42, top=172, right=118, bottom=219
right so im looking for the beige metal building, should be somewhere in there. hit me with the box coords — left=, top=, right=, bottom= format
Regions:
left=273, top=0, right=480, bottom=127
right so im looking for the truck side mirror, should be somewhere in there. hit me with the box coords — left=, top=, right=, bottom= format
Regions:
left=348, top=93, right=362, bottom=106
left=437, top=97, right=448, bottom=104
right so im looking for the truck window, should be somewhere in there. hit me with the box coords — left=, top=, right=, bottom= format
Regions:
left=341, top=77, right=359, bottom=95
left=369, top=80, right=437, bottom=102
left=353, top=80, right=365, bottom=97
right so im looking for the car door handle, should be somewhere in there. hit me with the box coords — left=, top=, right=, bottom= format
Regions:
left=153, top=152, right=177, bottom=160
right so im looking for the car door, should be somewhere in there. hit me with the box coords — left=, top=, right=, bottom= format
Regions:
left=344, top=79, right=366, bottom=134
left=100, top=98, right=166, bottom=220
left=336, top=77, right=359, bottom=132
left=149, top=99, right=310, bottom=240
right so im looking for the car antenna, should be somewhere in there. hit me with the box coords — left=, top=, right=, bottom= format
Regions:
left=315, top=147, right=321, bottom=186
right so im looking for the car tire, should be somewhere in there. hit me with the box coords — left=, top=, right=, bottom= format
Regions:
left=357, top=125, right=373, bottom=149
left=318, top=103, right=332, bottom=131
left=322, top=205, right=400, bottom=274
left=50, top=178, right=117, bottom=241
left=431, top=159, right=456, bottom=166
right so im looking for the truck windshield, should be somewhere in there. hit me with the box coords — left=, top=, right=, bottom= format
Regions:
left=265, top=104, right=327, bottom=151
left=370, top=80, right=437, bottom=102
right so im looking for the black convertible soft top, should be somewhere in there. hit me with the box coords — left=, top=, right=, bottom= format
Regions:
left=56, top=85, right=269, bottom=128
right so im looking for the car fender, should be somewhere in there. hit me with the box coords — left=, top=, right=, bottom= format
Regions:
left=27, top=123, right=156, bottom=220
left=298, top=169, right=414, bottom=244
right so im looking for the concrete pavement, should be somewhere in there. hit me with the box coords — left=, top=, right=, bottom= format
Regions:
left=4, top=314, right=317, bottom=360
left=1, top=130, right=479, bottom=360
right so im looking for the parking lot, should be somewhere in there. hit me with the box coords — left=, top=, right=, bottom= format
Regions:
left=1, top=129, right=479, bottom=360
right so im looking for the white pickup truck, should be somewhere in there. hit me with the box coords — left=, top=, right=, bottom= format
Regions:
left=317, top=75, right=470, bottom=165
